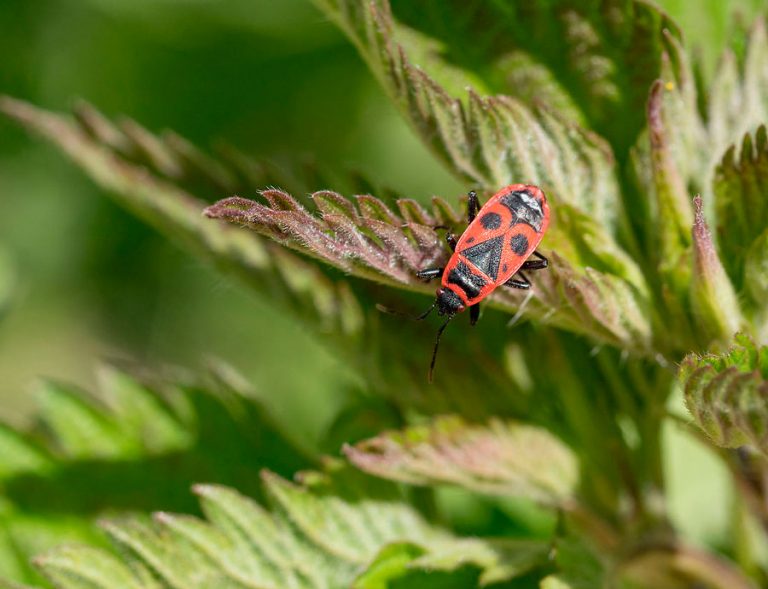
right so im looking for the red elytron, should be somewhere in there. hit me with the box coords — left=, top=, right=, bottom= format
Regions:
left=412, top=184, right=551, bottom=380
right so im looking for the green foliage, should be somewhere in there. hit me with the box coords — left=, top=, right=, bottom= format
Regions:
left=0, top=365, right=310, bottom=583
left=24, top=464, right=550, bottom=589
left=680, top=334, right=768, bottom=455
left=3, top=0, right=768, bottom=587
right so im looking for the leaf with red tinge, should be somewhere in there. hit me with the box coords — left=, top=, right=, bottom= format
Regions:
left=345, top=415, right=578, bottom=505
left=690, top=195, right=743, bottom=342
left=204, top=191, right=447, bottom=286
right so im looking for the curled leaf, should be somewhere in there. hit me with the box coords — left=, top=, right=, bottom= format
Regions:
left=680, top=334, right=768, bottom=456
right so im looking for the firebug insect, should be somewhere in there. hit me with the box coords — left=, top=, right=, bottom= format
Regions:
left=391, top=184, right=551, bottom=381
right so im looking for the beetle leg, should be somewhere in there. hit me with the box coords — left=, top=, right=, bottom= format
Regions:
left=467, top=190, right=481, bottom=223
left=469, top=303, right=480, bottom=326
left=521, top=250, right=548, bottom=271
left=446, top=233, right=458, bottom=251
left=505, top=271, right=531, bottom=290
left=416, top=267, right=444, bottom=281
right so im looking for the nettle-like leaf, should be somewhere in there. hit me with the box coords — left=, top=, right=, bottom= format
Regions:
left=314, top=0, right=622, bottom=224
left=0, top=364, right=310, bottom=585
left=4, top=99, right=657, bottom=365
left=206, top=191, right=654, bottom=356
left=709, top=19, right=768, bottom=172
left=315, top=0, right=679, bottom=158
left=714, top=126, right=768, bottom=291
left=629, top=24, right=768, bottom=354
left=0, top=98, right=520, bottom=418
left=680, top=334, right=768, bottom=455
left=344, top=415, right=578, bottom=505
left=627, top=32, right=703, bottom=351
left=25, top=465, right=550, bottom=589
left=0, top=97, right=363, bottom=340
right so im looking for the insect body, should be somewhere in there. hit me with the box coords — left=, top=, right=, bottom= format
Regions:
left=414, top=184, right=551, bottom=380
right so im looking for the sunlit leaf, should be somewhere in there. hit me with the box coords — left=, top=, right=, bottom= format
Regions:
left=354, top=539, right=549, bottom=588
left=31, top=467, right=548, bottom=588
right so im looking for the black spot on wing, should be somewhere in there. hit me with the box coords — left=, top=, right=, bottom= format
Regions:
left=510, top=233, right=529, bottom=255
left=447, top=261, right=488, bottom=299
left=479, top=212, right=501, bottom=230
left=459, top=235, right=503, bottom=280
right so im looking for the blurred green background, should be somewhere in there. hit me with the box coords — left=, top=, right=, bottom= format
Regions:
left=0, top=0, right=764, bottom=458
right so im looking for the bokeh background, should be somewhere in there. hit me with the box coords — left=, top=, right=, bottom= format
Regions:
left=0, top=0, right=765, bottom=544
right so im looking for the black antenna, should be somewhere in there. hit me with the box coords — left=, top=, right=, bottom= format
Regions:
left=376, top=301, right=436, bottom=321
left=428, top=316, right=454, bottom=383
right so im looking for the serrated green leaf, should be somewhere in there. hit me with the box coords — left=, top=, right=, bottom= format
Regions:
left=353, top=542, right=428, bottom=589
left=714, top=126, right=768, bottom=291
left=313, top=0, right=622, bottom=230
left=34, top=382, right=130, bottom=460
left=315, top=0, right=679, bottom=156
left=345, top=416, right=578, bottom=505
left=34, top=544, right=149, bottom=589
left=263, top=465, right=442, bottom=564
left=0, top=365, right=311, bottom=586
left=709, top=19, right=768, bottom=170
left=207, top=189, right=654, bottom=356
left=1, top=97, right=539, bottom=423
left=0, top=424, right=52, bottom=479
left=0, top=97, right=365, bottom=354
left=30, top=468, right=546, bottom=589
left=354, top=538, right=547, bottom=588
left=680, top=334, right=768, bottom=455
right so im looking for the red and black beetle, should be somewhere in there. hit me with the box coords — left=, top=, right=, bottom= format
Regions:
left=405, top=184, right=551, bottom=380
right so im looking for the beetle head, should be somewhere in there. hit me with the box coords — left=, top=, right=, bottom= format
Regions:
left=435, top=287, right=465, bottom=316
